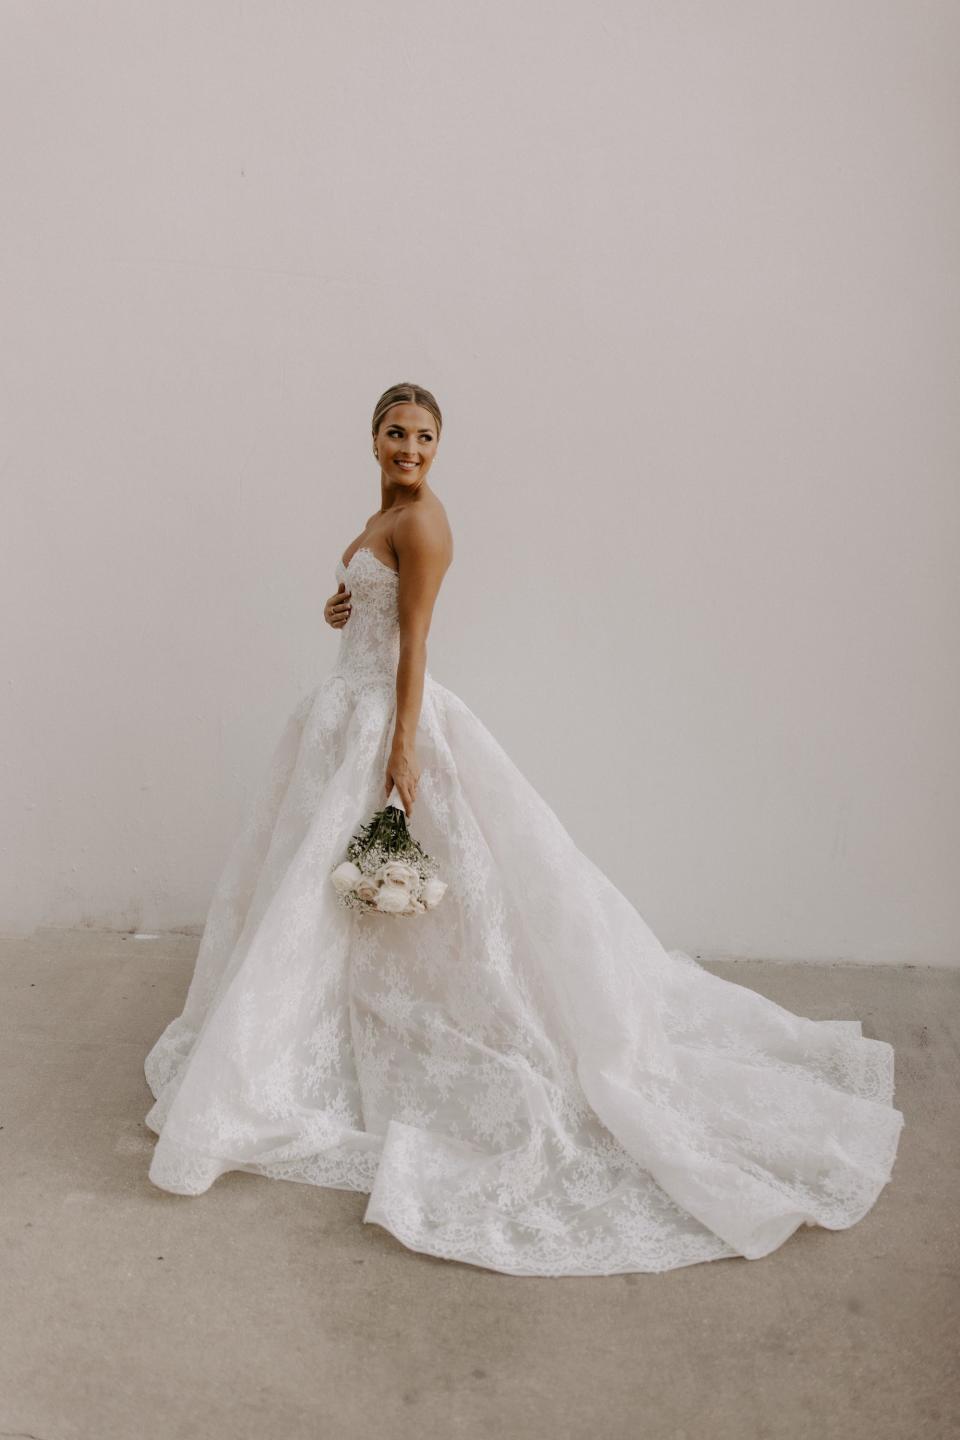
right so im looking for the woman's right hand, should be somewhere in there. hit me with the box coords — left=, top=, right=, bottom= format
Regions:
left=324, top=582, right=352, bottom=628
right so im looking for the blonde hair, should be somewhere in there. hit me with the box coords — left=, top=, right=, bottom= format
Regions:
left=371, top=382, right=443, bottom=443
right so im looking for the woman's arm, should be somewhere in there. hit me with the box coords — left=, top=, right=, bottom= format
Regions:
left=385, top=510, right=450, bottom=811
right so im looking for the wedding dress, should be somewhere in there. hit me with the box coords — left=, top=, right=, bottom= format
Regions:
left=144, top=546, right=904, bottom=1275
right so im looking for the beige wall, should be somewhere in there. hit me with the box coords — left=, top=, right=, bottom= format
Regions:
left=2, top=2, right=957, bottom=962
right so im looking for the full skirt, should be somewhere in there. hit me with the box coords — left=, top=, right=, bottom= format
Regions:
left=144, top=673, right=904, bottom=1275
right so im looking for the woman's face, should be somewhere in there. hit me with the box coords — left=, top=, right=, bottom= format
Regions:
left=375, top=403, right=439, bottom=491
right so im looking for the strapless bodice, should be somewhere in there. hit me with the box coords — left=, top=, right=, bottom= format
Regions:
left=329, top=547, right=431, bottom=690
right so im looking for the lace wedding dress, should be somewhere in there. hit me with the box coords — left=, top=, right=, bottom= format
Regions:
left=144, top=546, right=904, bottom=1275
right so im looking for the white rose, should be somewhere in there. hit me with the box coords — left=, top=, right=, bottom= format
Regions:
left=331, top=860, right=363, bottom=895
left=380, top=859, right=420, bottom=889
left=422, top=876, right=447, bottom=909
left=375, top=884, right=413, bottom=914
left=355, top=876, right=380, bottom=904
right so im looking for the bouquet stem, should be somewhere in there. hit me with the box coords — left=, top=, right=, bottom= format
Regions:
left=385, top=782, right=406, bottom=814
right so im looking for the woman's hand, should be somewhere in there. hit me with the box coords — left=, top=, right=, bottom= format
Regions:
left=385, top=744, right=420, bottom=814
left=324, top=582, right=351, bottom=628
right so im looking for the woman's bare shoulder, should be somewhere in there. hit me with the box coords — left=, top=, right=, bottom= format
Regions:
left=397, top=496, right=453, bottom=561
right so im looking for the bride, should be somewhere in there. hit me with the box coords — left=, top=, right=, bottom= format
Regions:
left=144, top=381, right=904, bottom=1276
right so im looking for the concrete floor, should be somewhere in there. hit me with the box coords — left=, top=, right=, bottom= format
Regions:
left=1, top=929, right=957, bottom=1440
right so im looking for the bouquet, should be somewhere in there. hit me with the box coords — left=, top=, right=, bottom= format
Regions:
left=330, top=784, right=448, bottom=916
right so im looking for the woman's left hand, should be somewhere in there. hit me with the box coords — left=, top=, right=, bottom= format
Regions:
left=385, top=744, right=420, bottom=814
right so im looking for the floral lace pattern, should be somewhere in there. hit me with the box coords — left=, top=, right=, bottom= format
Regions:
left=144, top=547, right=904, bottom=1275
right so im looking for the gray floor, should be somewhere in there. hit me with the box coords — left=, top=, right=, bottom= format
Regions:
left=1, top=929, right=957, bottom=1440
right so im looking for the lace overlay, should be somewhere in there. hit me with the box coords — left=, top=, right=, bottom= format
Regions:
left=144, top=546, right=904, bottom=1275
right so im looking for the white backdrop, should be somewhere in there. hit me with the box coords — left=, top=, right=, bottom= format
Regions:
left=2, top=1, right=957, bottom=963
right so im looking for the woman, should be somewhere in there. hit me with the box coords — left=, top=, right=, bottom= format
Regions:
left=144, top=381, right=904, bottom=1276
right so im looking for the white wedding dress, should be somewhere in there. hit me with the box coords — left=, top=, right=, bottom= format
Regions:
left=144, top=546, right=904, bottom=1275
